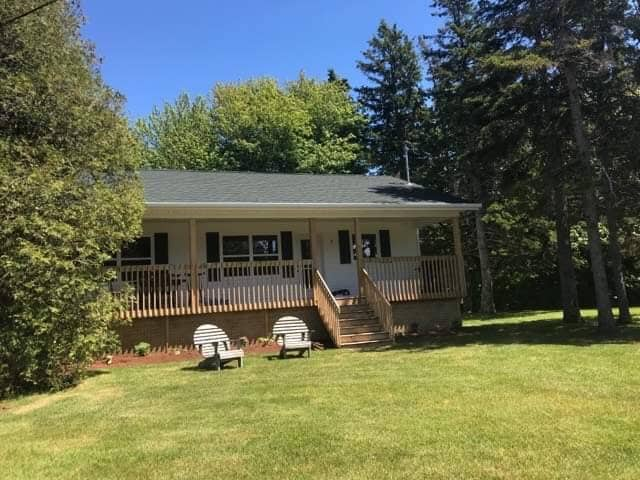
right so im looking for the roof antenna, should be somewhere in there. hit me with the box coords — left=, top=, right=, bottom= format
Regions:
left=404, top=141, right=411, bottom=184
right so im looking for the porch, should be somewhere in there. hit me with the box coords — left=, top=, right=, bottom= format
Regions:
left=111, top=255, right=464, bottom=315
left=109, top=216, right=467, bottom=347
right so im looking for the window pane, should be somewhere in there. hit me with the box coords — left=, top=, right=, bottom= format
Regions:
left=223, top=236, right=250, bottom=256
left=253, top=235, right=278, bottom=255
left=122, top=237, right=151, bottom=259
left=362, top=234, right=377, bottom=258
left=352, top=233, right=377, bottom=259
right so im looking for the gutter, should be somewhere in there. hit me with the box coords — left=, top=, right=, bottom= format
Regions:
left=145, top=201, right=482, bottom=210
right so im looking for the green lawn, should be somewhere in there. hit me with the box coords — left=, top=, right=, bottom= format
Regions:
left=2, top=308, right=640, bottom=479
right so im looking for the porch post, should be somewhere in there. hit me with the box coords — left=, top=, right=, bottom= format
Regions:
left=451, top=215, right=466, bottom=296
left=354, top=217, right=363, bottom=297
left=308, top=219, right=319, bottom=271
left=189, top=219, right=198, bottom=313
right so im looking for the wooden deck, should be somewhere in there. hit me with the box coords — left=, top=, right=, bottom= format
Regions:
left=110, top=259, right=314, bottom=318
left=109, top=255, right=464, bottom=320
left=363, top=255, right=466, bottom=302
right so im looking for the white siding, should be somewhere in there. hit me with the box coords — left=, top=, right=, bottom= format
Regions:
left=314, top=219, right=420, bottom=294
left=141, top=218, right=421, bottom=295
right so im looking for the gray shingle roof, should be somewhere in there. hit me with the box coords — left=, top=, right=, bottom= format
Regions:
left=140, top=170, right=470, bottom=206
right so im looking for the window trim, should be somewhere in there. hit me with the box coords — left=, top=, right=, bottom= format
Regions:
left=221, top=234, right=282, bottom=263
left=109, top=235, right=154, bottom=267
left=251, top=234, right=279, bottom=261
left=222, top=235, right=251, bottom=263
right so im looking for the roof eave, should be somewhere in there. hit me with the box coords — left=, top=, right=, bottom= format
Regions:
left=144, top=201, right=482, bottom=210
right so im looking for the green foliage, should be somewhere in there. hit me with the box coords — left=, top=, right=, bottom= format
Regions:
left=136, top=74, right=365, bottom=174
left=0, top=0, right=143, bottom=397
left=212, top=77, right=311, bottom=172
left=356, top=20, right=425, bottom=176
left=418, top=0, right=640, bottom=314
left=135, top=93, right=220, bottom=170
left=133, top=342, right=151, bottom=357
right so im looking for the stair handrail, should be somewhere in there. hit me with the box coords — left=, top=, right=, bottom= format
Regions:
left=360, top=268, right=394, bottom=342
left=313, top=269, right=342, bottom=347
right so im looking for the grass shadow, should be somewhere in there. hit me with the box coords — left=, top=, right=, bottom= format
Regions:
left=85, top=369, right=111, bottom=378
left=361, top=317, right=640, bottom=352
left=180, top=363, right=243, bottom=372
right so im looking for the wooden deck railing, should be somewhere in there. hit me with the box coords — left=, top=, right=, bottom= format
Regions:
left=110, top=259, right=314, bottom=318
left=363, top=255, right=464, bottom=302
left=313, top=269, right=342, bottom=347
left=360, top=269, right=394, bottom=340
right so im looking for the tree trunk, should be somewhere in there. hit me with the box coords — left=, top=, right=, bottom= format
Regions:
left=562, top=62, right=615, bottom=331
left=553, top=182, right=582, bottom=323
left=606, top=203, right=632, bottom=324
left=470, top=175, right=495, bottom=316
left=474, top=209, right=496, bottom=315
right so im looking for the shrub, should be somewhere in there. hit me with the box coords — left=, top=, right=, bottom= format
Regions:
left=133, top=342, right=151, bottom=357
left=0, top=1, right=143, bottom=398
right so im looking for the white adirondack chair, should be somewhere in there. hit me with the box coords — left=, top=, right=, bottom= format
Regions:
left=193, top=324, right=244, bottom=371
left=272, top=316, right=312, bottom=359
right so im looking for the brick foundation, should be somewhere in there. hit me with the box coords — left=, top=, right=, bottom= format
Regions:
left=117, top=306, right=327, bottom=351
left=392, top=299, right=461, bottom=335
left=118, top=300, right=462, bottom=351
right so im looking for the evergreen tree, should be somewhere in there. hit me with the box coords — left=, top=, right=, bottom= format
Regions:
left=0, top=0, right=143, bottom=395
left=327, top=68, right=351, bottom=91
left=356, top=20, right=425, bottom=177
left=423, top=0, right=522, bottom=314
left=478, top=0, right=639, bottom=330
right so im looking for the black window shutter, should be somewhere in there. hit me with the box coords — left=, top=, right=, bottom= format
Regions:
left=280, top=231, right=294, bottom=278
left=154, top=233, right=169, bottom=264
left=338, top=230, right=351, bottom=264
left=379, top=229, right=391, bottom=257
left=281, top=231, right=293, bottom=260
left=206, top=232, right=220, bottom=262
left=206, top=232, right=220, bottom=282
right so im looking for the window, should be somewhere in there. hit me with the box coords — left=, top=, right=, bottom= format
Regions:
left=222, top=234, right=280, bottom=276
left=362, top=234, right=377, bottom=258
left=351, top=233, right=377, bottom=259
left=222, top=236, right=250, bottom=276
left=252, top=235, right=278, bottom=261
left=252, top=235, right=278, bottom=275
left=121, top=237, right=152, bottom=265
left=106, top=236, right=153, bottom=267
left=222, top=236, right=250, bottom=262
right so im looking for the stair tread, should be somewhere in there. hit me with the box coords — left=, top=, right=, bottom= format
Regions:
left=340, top=339, right=393, bottom=347
left=339, top=318, right=379, bottom=323
left=340, top=332, right=390, bottom=338
left=341, top=325, right=383, bottom=330
left=340, top=325, right=381, bottom=330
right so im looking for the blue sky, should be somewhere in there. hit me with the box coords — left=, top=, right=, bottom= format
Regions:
left=82, top=0, right=442, bottom=120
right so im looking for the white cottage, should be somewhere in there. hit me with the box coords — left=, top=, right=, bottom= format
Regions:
left=112, top=170, right=480, bottom=349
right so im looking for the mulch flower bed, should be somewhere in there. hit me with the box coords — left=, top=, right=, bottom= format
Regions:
left=91, top=342, right=282, bottom=369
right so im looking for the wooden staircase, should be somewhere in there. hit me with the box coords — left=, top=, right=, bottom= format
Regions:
left=338, top=302, right=393, bottom=347
left=314, top=269, right=394, bottom=348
